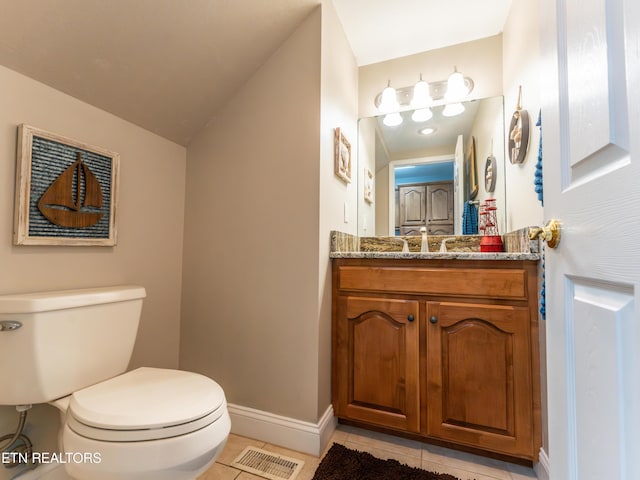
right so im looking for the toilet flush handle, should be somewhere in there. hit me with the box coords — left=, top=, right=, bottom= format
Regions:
left=0, top=321, right=22, bottom=332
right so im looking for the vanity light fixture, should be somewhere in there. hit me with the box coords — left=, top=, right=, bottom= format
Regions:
left=410, top=75, right=432, bottom=108
left=375, top=69, right=473, bottom=121
left=409, top=75, right=433, bottom=122
left=445, top=66, right=469, bottom=101
left=378, top=80, right=400, bottom=114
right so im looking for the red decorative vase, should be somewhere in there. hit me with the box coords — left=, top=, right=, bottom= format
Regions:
left=480, top=235, right=503, bottom=252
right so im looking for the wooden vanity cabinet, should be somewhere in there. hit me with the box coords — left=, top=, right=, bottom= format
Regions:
left=333, top=296, right=420, bottom=432
left=331, top=258, right=541, bottom=462
left=425, top=301, right=534, bottom=458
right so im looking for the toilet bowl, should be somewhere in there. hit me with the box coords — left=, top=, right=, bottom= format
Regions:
left=0, top=286, right=230, bottom=480
left=52, top=367, right=231, bottom=480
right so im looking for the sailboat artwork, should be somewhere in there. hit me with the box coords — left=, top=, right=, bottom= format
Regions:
left=37, top=152, right=105, bottom=228
left=14, top=124, right=119, bottom=246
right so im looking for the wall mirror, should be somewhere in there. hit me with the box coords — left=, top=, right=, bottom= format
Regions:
left=357, top=95, right=506, bottom=237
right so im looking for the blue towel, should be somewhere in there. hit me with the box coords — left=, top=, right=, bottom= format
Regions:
left=462, top=201, right=478, bottom=234
left=534, top=109, right=543, bottom=206
left=539, top=246, right=546, bottom=320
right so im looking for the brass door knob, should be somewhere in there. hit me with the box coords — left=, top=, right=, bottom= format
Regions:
left=528, top=219, right=561, bottom=248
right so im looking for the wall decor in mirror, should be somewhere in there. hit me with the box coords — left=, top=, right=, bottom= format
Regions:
left=334, top=127, right=352, bottom=184
left=357, top=96, right=506, bottom=238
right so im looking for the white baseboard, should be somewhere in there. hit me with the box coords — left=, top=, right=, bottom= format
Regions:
left=534, top=447, right=550, bottom=480
left=227, top=403, right=337, bottom=456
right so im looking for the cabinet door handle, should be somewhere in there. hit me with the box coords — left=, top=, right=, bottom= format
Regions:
left=407, top=314, right=415, bottom=322
left=429, top=316, right=438, bottom=324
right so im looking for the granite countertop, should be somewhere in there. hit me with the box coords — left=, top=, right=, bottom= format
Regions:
left=330, top=229, right=541, bottom=261
left=329, top=251, right=540, bottom=260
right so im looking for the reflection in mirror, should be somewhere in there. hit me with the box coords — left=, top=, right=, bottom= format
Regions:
left=357, top=96, right=505, bottom=237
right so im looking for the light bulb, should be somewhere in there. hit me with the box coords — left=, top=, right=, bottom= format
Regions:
left=410, top=78, right=432, bottom=108
left=378, top=83, right=399, bottom=114
left=383, top=112, right=403, bottom=127
left=442, top=102, right=465, bottom=117
left=411, top=108, right=433, bottom=122
left=445, top=68, right=468, bottom=101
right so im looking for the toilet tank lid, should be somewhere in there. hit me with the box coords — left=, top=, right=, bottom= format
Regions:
left=0, top=285, right=146, bottom=314
left=69, top=367, right=226, bottom=430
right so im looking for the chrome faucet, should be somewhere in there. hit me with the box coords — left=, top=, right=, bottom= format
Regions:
left=420, top=227, right=428, bottom=253
left=399, top=237, right=409, bottom=253
left=439, top=237, right=457, bottom=252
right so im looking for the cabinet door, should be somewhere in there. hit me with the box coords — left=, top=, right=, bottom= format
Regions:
left=425, top=302, right=533, bottom=457
left=426, top=182, right=454, bottom=226
left=398, top=185, right=426, bottom=225
left=334, top=296, right=420, bottom=432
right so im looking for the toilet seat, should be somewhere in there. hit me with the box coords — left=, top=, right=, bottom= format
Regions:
left=67, top=367, right=226, bottom=442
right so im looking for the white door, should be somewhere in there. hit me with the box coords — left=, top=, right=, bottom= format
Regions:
left=541, top=0, right=640, bottom=479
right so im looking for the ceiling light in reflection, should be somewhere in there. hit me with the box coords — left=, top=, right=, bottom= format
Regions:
left=411, top=107, right=433, bottom=122
left=442, top=102, right=465, bottom=117
left=383, top=112, right=403, bottom=126
left=418, top=127, right=436, bottom=136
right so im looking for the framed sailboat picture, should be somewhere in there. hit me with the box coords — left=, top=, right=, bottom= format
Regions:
left=13, top=125, right=120, bottom=246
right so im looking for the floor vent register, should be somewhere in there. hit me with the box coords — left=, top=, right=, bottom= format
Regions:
left=232, top=446, right=305, bottom=480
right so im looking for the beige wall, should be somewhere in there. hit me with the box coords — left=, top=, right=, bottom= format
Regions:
left=180, top=8, right=324, bottom=422
left=358, top=35, right=503, bottom=118
left=502, top=0, right=544, bottom=232
left=356, top=118, right=376, bottom=236
left=318, top=0, right=359, bottom=418
left=468, top=97, right=507, bottom=233
left=502, top=0, right=548, bottom=459
left=0, top=66, right=186, bottom=479
left=374, top=166, right=390, bottom=236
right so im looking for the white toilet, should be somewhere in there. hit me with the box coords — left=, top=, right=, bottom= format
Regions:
left=0, top=285, right=230, bottom=480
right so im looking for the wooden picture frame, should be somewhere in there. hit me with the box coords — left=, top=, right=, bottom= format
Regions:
left=468, top=136, right=479, bottom=199
left=334, top=127, right=352, bottom=184
left=13, top=124, right=120, bottom=246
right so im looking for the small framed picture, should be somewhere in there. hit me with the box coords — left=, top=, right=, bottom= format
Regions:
left=364, top=167, right=374, bottom=203
left=334, top=127, right=351, bottom=184
left=13, top=124, right=120, bottom=246
left=485, top=155, right=497, bottom=192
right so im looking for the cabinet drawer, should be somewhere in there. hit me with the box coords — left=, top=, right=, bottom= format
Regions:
left=337, top=266, right=527, bottom=300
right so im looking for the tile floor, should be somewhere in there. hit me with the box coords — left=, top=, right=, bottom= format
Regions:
left=198, top=424, right=538, bottom=480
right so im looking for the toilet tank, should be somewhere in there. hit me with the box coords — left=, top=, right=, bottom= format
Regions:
left=0, top=285, right=146, bottom=406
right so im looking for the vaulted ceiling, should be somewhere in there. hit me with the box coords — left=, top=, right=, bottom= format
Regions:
left=0, top=0, right=319, bottom=145
left=0, top=0, right=512, bottom=146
